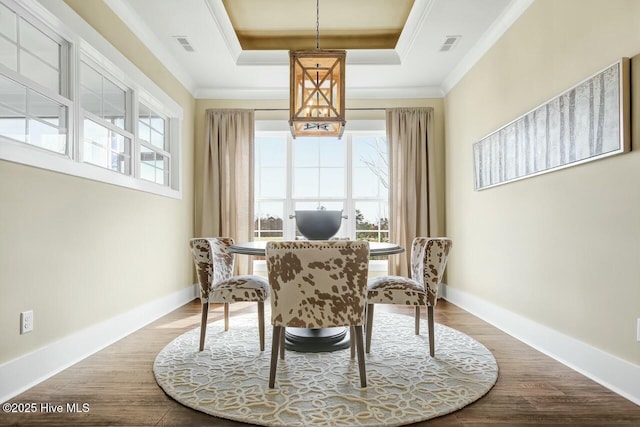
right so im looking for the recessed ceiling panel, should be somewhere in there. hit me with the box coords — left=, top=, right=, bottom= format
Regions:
left=221, top=0, right=414, bottom=50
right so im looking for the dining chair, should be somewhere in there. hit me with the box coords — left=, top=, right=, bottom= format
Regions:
left=366, top=237, right=452, bottom=357
left=265, top=240, right=370, bottom=388
left=189, top=237, right=269, bottom=352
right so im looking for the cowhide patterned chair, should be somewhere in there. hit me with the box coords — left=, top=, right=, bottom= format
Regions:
left=265, top=240, right=370, bottom=388
left=189, top=237, right=269, bottom=352
left=366, top=237, right=452, bottom=357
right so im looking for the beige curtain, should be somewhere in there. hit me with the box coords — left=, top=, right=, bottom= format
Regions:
left=201, top=109, right=255, bottom=274
left=387, top=107, right=442, bottom=276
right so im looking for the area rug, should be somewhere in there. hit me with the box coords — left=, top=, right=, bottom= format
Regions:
left=153, top=311, right=498, bottom=426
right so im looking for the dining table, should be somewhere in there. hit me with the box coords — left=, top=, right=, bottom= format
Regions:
left=229, top=240, right=404, bottom=353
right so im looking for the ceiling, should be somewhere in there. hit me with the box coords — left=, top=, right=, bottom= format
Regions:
left=103, top=0, right=533, bottom=99
left=222, top=0, right=414, bottom=50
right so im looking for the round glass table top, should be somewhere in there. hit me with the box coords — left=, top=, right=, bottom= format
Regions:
left=229, top=241, right=404, bottom=256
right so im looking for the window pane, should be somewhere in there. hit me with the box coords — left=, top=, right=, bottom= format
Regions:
left=0, top=105, right=26, bottom=142
left=256, top=136, right=285, bottom=167
left=103, top=78, right=125, bottom=129
left=83, top=119, right=130, bottom=173
left=80, top=62, right=101, bottom=97
left=28, top=118, right=64, bottom=153
left=0, top=3, right=17, bottom=42
left=355, top=201, right=382, bottom=230
left=139, top=104, right=165, bottom=150
left=138, top=121, right=151, bottom=143
left=80, top=90, right=101, bottom=117
left=29, top=90, right=61, bottom=120
left=150, top=113, right=164, bottom=133
left=140, top=161, right=155, bottom=182
left=319, top=167, right=344, bottom=197
left=294, top=167, right=318, bottom=197
left=150, top=128, right=164, bottom=150
left=140, top=146, right=168, bottom=185
left=356, top=231, right=380, bottom=242
left=353, top=167, right=379, bottom=197
left=293, top=138, right=318, bottom=167
left=319, top=138, right=344, bottom=167
left=19, top=17, right=59, bottom=70
left=258, top=167, right=285, bottom=198
left=255, top=201, right=284, bottom=241
left=0, top=36, right=17, bottom=72
left=83, top=120, right=108, bottom=167
left=0, top=75, right=26, bottom=113
left=138, top=104, right=150, bottom=124
left=353, top=136, right=388, bottom=194
left=255, top=202, right=283, bottom=229
left=20, top=50, right=58, bottom=92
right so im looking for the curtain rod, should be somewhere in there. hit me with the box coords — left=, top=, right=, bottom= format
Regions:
left=254, top=108, right=386, bottom=111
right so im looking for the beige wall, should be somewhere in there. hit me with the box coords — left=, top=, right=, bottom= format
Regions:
left=193, top=98, right=445, bottom=236
left=0, top=0, right=195, bottom=363
left=445, top=0, right=640, bottom=364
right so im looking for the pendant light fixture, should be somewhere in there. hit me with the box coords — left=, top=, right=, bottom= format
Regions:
left=289, top=0, right=346, bottom=138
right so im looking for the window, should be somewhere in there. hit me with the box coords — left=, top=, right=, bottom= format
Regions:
left=138, top=103, right=170, bottom=186
left=80, top=59, right=132, bottom=174
left=353, top=135, right=389, bottom=242
left=0, top=1, right=65, bottom=94
left=0, top=1, right=70, bottom=156
left=0, top=75, right=68, bottom=154
left=254, top=131, right=389, bottom=242
left=0, top=0, right=182, bottom=198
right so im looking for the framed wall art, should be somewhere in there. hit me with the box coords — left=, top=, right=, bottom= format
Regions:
left=473, top=58, right=630, bottom=190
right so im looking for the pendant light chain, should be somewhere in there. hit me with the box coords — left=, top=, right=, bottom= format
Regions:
left=316, top=0, right=320, bottom=49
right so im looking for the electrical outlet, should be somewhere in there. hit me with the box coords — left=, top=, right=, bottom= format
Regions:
left=20, top=310, right=33, bottom=334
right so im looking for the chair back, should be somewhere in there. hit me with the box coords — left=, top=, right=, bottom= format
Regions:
left=189, top=237, right=236, bottom=302
left=410, top=237, right=453, bottom=305
left=266, top=240, right=370, bottom=328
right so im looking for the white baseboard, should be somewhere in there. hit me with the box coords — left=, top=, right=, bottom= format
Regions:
left=0, top=284, right=199, bottom=404
left=440, top=284, right=640, bottom=406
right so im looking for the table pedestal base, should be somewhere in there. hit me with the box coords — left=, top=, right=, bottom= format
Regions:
left=284, top=327, right=350, bottom=353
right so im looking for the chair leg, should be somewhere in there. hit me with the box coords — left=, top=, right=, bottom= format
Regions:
left=365, top=304, right=374, bottom=353
left=279, top=327, right=286, bottom=360
left=354, top=325, right=367, bottom=388
left=350, top=326, right=356, bottom=359
left=269, top=326, right=281, bottom=388
left=427, top=305, right=435, bottom=357
left=199, top=302, right=209, bottom=352
left=258, top=301, right=265, bottom=351
left=415, top=306, right=420, bottom=335
left=224, top=302, right=229, bottom=331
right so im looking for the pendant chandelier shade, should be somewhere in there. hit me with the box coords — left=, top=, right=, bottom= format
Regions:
left=289, top=0, right=346, bottom=138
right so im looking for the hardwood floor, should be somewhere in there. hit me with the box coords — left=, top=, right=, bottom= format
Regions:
left=2, top=299, right=639, bottom=426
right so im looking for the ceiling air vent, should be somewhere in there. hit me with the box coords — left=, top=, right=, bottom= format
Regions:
left=173, top=36, right=194, bottom=52
left=439, top=35, right=461, bottom=52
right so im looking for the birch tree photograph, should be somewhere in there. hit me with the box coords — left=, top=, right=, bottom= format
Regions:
left=474, top=59, right=629, bottom=190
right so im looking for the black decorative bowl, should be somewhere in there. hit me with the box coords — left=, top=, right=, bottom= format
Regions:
left=292, top=210, right=345, bottom=240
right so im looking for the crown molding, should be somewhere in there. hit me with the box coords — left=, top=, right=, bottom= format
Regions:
left=395, top=0, right=436, bottom=63
left=348, top=86, right=444, bottom=99
left=203, top=0, right=242, bottom=62
left=234, top=49, right=401, bottom=67
left=195, top=87, right=289, bottom=100
left=195, top=85, right=444, bottom=100
left=103, top=0, right=198, bottom=95
left=441, top=0, right=534, bottom=94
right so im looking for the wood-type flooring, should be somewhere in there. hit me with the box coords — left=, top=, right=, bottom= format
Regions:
left=2, top=299, right=639, bottom=426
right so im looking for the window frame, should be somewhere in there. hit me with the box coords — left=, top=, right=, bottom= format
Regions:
left=254, top=127, right=389, bottom=242
left=0, top=0, right=182, bottom=199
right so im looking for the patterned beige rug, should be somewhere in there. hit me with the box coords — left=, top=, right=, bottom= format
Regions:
left=154, top=311, right=498, bottom=426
